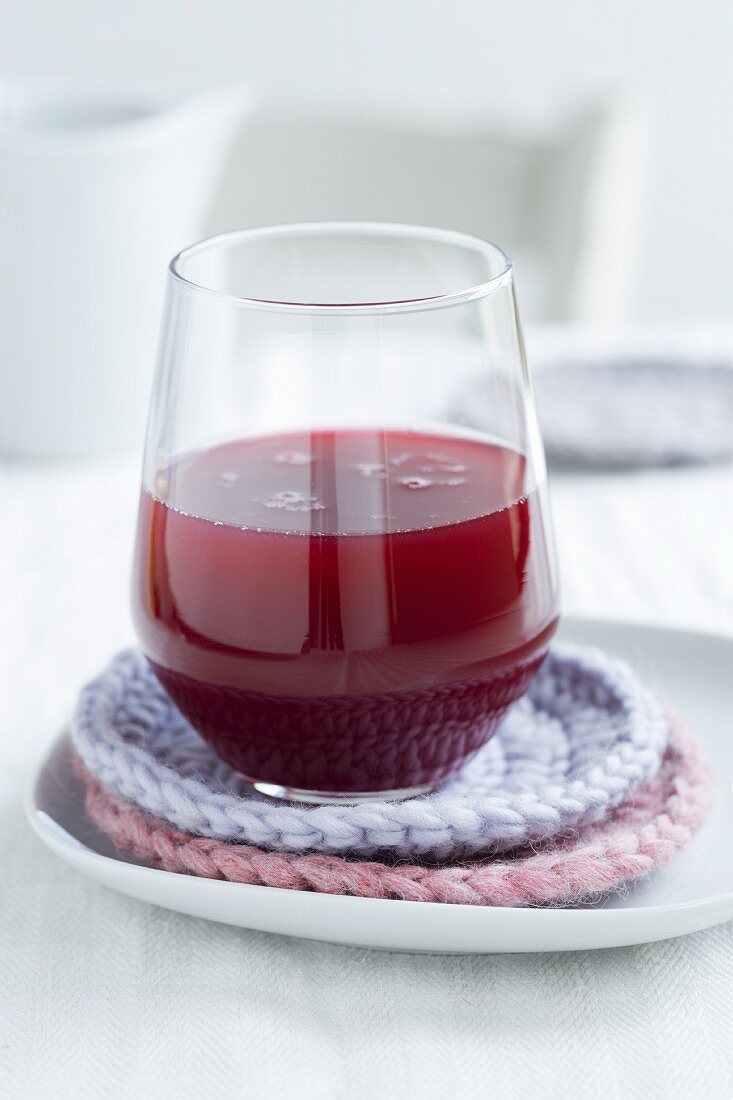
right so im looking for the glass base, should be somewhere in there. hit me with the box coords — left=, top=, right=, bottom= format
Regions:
left=248, top=778, right=440, bottom=805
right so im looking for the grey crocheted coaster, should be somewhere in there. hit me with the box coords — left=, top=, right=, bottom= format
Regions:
left=536, top=358, right=733, bottom=468
left=455, top=358, right=733, bottom=469
left=70, top=644, right=668, bottom=861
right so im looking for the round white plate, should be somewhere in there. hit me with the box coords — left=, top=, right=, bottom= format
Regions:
left=27, top=617, right=733, bottom=954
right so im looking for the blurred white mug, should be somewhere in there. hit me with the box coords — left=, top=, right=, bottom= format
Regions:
left=0, top=81, right=249, bottom=458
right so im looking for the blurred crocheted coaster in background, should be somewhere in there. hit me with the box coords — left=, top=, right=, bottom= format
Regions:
left=452, top=356, right=733, bottom=470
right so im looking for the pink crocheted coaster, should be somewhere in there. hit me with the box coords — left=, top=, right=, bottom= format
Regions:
left=75, top=715, right=712, bottom=907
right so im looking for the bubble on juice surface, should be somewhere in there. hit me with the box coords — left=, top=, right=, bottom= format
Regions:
left=399, top=476, right=432, bottom=489
left=220, top=471, right=239, bottom=483
left=262, top=490, right=324, bottom=512
left=274, top=451, right=311, bottom=466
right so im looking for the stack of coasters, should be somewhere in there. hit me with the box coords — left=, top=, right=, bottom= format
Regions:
left=70, top=645, right=712, bottom=907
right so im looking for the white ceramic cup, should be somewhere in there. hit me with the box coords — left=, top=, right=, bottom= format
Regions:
left=0, top=81, right=249, bottom=458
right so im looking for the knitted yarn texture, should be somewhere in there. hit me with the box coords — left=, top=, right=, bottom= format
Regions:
left=71, top=644, right=668, bottom=860
left=76, top=716, right=711, bottom=907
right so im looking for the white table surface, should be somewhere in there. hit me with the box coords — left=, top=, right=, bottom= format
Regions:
left=2, top=442, right=732, bottom=1098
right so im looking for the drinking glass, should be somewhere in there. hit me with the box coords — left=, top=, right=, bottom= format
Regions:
left=132, top=223, right=559, bottom=802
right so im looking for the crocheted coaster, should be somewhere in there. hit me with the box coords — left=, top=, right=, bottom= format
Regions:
left=536, top=359, right=733, bottom=468
left=75, top=717, right=711, bottom=907
left=71, top=644, right=667, bottom=861
left=453, top=358, right=733, bottom=469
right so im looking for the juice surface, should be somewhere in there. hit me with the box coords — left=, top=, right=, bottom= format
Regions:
left=133, top=429, right=558, bottom=792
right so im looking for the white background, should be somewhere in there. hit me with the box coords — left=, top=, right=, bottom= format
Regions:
left=3, top=0, right=733, bottom=323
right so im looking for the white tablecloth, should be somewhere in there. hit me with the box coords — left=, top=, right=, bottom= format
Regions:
left=2, top=448, right=732, bottom=1099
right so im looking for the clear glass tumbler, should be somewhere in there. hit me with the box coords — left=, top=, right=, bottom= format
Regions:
left=132, top=223, right=559, bottom=802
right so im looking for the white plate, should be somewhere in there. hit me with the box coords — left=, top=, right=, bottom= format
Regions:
left=26, top=618, right=733, bottom=954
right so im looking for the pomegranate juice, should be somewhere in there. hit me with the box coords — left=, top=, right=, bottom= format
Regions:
left=132, top=429, right=558, bottom=794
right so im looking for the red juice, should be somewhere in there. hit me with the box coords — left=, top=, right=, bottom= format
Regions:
left=132, top=429, right=558, bottom=795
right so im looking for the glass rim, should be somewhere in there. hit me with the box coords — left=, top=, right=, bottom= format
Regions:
left=168, top=222, right=514, bottom=315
